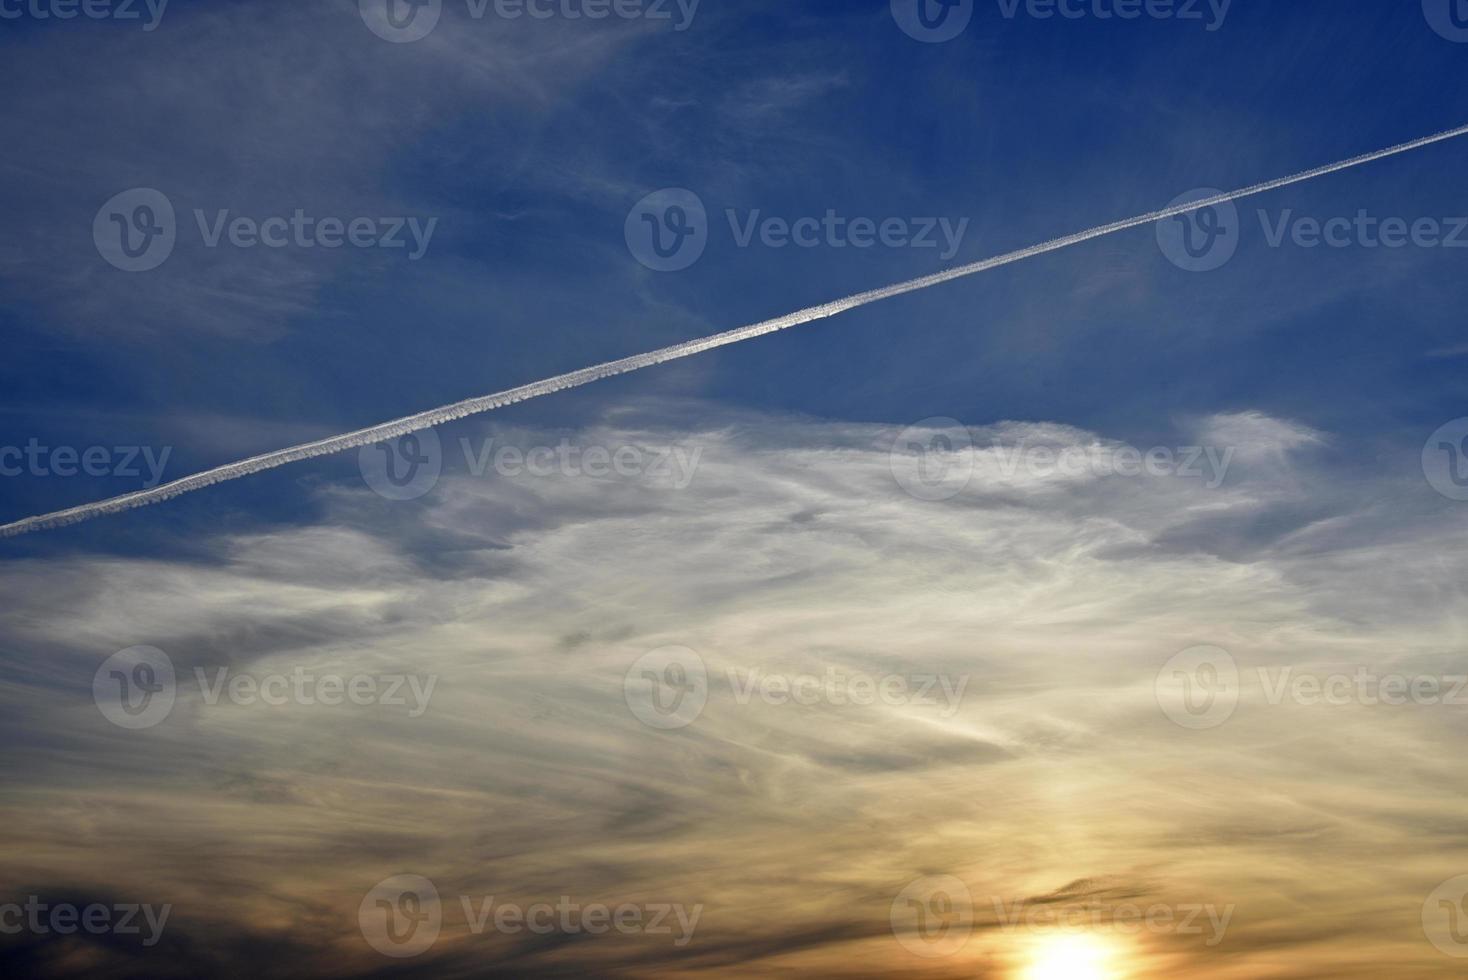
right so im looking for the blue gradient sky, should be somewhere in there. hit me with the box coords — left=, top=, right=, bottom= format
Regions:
left=3, top=4, right=1468, bottom=978
left=2, top=0, right=1466, bottom=552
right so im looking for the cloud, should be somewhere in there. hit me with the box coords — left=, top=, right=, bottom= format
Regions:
left=0, top=1, right=648, bottom=340
left=0, top=406, right=1465, bottom=976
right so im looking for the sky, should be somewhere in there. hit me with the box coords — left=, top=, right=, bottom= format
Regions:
left=2, top=0, right=1468, bottom=977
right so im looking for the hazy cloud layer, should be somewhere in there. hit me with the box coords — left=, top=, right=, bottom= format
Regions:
left=0, top=407, right=1465, bottom=977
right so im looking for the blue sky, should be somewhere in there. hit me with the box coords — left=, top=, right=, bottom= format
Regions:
left=4, top=4, right=1468, bottom=977
left=2, top=0, right=1466, bottom=552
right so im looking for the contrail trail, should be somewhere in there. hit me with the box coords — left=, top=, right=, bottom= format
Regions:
left=5, top=122, right=1468, bottom=539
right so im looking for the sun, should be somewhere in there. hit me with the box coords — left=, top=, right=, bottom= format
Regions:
left=1017, top=935, right=1123, bottom=980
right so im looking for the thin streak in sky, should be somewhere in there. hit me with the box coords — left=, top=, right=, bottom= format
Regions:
left=5, top=121, right=1468, bottom=539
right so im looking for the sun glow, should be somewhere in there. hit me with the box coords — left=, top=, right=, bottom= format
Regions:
left=1018, top=935, right=1123, bottom=980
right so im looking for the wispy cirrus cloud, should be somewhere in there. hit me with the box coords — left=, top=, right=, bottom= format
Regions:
left=1, top=406, right=1464, bottom=976
left=0, top=1, right=650, bottom=341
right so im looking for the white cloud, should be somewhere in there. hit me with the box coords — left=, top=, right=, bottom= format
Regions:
left=0, top=407, right=1463, bottom=976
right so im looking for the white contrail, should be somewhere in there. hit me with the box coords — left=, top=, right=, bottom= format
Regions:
left=5, top=122, right=1468, bottom=539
